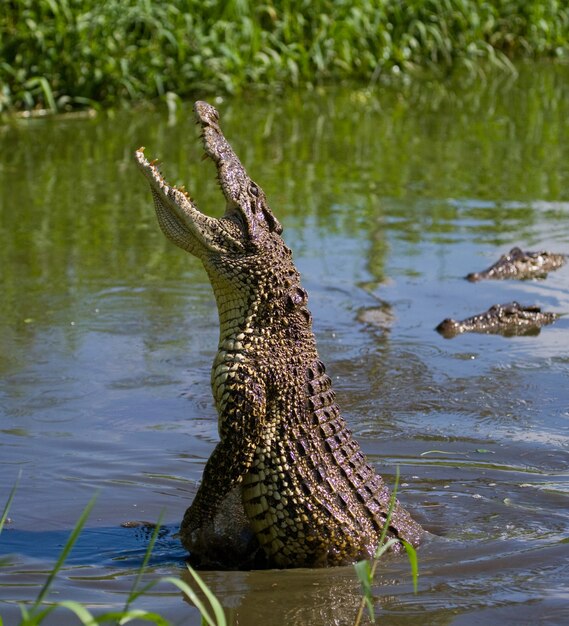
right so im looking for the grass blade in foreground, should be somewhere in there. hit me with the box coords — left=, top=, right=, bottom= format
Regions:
left=164, top=568, right=227, bottom=626
left=2, top=489, right=224, bottom=626
left=0, top=471, right=21, bottom=536
left=123, top=513, right=166, bottom=610
left=402, top=540, right=419, bottom=594
left=30, top=493, right=98, bottom=612
left=186, top=564, right=227, bottom=626
left=352, top=468, right=419, bottom=625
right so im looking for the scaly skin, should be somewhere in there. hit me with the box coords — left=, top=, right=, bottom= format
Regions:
left=466, top=247, right=566, bottom=282
left=436, top=302, right=558, bottom=338
left=135, top=101, right=423, bottom=568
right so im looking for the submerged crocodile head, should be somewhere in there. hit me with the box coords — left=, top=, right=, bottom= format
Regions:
left=436, top=301, right=558, bottom=338
left=466, top=246, right=566, bottom=282
left=135, top=102, right=286, bottom=298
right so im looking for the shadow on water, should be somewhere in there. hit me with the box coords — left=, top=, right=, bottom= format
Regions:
left=1, top=61, right=569, bottom=624
left=0, top=524, right=184, bottom=568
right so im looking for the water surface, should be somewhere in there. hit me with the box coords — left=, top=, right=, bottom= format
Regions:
left=1, top=63, right=569, bottom=625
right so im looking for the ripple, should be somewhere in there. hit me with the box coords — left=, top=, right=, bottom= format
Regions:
left=108, top=374, right=180, bottom=390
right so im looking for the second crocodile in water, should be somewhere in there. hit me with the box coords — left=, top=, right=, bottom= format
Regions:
left=436, top=302, right=559, bottom=338
left=135, top=102, right=423, bottom=569
left=466, top=246, right=566, bottom=282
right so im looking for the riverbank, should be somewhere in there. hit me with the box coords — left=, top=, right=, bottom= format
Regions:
left=1, top=0, right=568, bottom=114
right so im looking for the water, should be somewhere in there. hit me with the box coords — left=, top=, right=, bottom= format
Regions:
left=1, top=62, right=569, bottom=625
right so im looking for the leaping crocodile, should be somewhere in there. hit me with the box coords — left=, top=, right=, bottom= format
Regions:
left=466, top=247, right=566, bottom=282
left=135, top=101, right=423, bottom=569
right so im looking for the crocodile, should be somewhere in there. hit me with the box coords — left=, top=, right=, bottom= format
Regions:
left=436, top=301, right=558, bottom=338
left=466, top=246, right=566, bottom=282
left=135, top=101, right=423, bottom=569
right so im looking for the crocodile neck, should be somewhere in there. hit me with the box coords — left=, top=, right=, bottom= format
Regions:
left=206, top=242, right=319, bottom=413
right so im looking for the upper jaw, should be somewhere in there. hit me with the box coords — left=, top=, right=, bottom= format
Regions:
left=193, top=101, right=282, bottom=238
left=193, top=101, right=251, bottom=210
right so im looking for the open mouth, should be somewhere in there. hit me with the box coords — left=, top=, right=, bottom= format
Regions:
left=134, top=146, right=242, bottom=254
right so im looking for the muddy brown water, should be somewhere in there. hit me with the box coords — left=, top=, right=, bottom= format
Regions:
left=1, top=63, right=569, bottom=625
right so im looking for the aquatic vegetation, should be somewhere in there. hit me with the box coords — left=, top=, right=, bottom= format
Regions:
left=0, top=488, right=226, bottom=626
left=0, top=474, right=19, bottom=538
left=1, top=0, right=568, bottom=113
left=352, top=469, right=419, bottom=625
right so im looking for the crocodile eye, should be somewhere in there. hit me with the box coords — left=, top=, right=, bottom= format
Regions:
left=249, top=183, right=259, bottom=197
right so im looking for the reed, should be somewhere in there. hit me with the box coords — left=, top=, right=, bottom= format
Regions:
left=352, top=468, right=419, bottom=625
left=0, top=485, right=226, bottom=626
left=1, top=0, right=568, bottom=113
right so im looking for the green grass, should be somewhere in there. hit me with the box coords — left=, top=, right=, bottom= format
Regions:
left=0, top=486, right=226, bottom=626
left=352, top=468, right=419, bottom=625
left=1, top=0, right=568, bottom=114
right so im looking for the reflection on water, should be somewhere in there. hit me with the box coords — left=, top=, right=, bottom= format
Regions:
left=1, top=62, right=569, bottom=624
